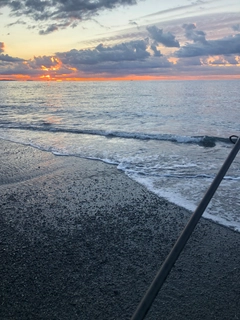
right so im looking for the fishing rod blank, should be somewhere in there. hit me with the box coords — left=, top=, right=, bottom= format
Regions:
left=131, top=136, right=240, bottom=320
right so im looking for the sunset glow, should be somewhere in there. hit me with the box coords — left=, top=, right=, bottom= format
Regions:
left=0, top=0, right=240, bottom=81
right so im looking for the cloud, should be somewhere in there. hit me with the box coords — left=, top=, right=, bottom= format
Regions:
left=147, top=26, right=180, bottom=47
left=202, top=55, right=240, bottom=66
left=1, top=21, right=240, bottom=80
left=129, top=20, right=139, bottom=30
left=0, top=42, right=4, bottom=53
left=1, top=0, right=139, bottom=34
left=39, top=24, right=59, bottom=35
left=91, top=19, right=111, bottom=30
left=0, top=54, right=24, bottom=62
left=29, top=56, right=60, bottom=69
left=6, top=19, right=27, bottom=27
left=0, top=50, right=172, bottom=80
left=137, top=0, right=209, bottom=20
left=54, top=37, right=173, bottom=76
left=176, top=56, right=203, bottom=67
left=68, top=55, right=172, bottom=77
left=182, top=23, right=207, bottom=44
left=83, top=12, right=240, bottom=49
left=0, top=43, right=25, bottom=63
left=224, top=55, right=240, bottom=64
left=232, top=24, right=240, bottom=32
left=150, top=44, right=162, bottom=57
left=56, top=40, right=150, bottom=66
left=175, top=25, right=240, bottom=58
left=39, top=20, right=78, bottom=35
left=0, top=1, right=8, bottom=8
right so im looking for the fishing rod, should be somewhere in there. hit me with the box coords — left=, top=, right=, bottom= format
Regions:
left=131, top=135, right=240, bottom=320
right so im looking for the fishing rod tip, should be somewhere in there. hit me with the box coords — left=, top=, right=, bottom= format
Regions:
left=229, top=135, right=239, bottom=144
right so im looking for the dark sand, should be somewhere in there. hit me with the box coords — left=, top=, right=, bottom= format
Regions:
left=0, top=139, right=240, bottom=320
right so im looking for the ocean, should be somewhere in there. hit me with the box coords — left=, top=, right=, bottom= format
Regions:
left=0, top=80, right=240, bottom=232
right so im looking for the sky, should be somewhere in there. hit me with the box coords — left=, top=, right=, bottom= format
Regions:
left=0, top=0, right=240, bottom=81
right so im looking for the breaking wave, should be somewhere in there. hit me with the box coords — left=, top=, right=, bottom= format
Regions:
left=0, top=123, right=232, bottom=147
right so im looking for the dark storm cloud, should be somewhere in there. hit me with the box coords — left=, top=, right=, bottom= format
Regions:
left=175, top=25, right=240, bottom=58
left=147, top=26, right=180, bottom=48
left=56, top=40, right=150, bottom=66
left=1, top=0, right=139, bottom=33
left=0, top=42, right=4, bottom=53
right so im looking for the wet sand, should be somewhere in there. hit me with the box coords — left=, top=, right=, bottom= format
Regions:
left=0, top=139, right=240, bottom=320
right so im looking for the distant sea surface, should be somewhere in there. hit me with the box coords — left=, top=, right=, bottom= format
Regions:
left=0, top=80, right=240, bottom=232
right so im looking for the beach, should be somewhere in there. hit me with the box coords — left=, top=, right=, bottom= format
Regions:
left=1, top=138, right=240, bottom=320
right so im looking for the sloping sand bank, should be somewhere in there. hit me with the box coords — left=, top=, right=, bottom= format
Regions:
left=0, top=139, right=239, bottom=320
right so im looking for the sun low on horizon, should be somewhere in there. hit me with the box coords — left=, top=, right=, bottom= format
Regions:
left=0, top=0, right=240, bottom=81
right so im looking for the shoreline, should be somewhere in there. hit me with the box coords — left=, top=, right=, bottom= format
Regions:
left=1, top=139, right=240, bottom=319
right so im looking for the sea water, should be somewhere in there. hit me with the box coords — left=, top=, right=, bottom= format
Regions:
left=0, top=80, right=240, bottom=231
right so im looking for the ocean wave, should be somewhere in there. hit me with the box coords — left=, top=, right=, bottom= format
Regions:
left=0, top=123, right=232, bottom=147
left=121, top=170, right=239, bottom=180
